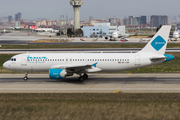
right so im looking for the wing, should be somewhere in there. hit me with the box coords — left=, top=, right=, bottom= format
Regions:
left=50, top=63, right=102, bottom=73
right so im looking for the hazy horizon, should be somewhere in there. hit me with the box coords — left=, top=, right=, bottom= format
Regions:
left=0, top=0, right=179, bottom=20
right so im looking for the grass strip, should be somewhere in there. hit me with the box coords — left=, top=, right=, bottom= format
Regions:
left=0, top=93, right=180, bottom=120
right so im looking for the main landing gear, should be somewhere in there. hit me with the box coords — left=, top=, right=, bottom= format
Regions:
left=23, top=72, right=28, bottom=81
left=78, top=73, right=88, bottom=82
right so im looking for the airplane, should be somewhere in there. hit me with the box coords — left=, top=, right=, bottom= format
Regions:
left=3, top=26, right=174, bottom=82
left=172, top=25, right=180, bottom=41
left=105, top=22, right=129, bottom=41
left=30, top=25, right=59, bottom=33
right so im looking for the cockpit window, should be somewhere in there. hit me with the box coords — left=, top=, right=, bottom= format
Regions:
left=10, top=58, right=16, bottom=61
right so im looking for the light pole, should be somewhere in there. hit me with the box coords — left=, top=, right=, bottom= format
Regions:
left=151, top=18, right=154, bottom=33
left=60, top=15, right=64, bottom=41
left=60, top=15, right=62, bottom=41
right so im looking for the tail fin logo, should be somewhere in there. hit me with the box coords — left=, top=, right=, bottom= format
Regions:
left=151, top=36, right=166, bottom=51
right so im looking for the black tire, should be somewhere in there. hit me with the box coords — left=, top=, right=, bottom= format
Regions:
left=23, top=77, right=28, bottom=81
left=78, top=77, right=84, bottom=82
left=83, top=74, right=88, bottom=79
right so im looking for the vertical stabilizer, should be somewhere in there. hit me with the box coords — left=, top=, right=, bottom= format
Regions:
left=117, top=22, right=119, bottom=31
left=140, top=25, right=171, bottom=54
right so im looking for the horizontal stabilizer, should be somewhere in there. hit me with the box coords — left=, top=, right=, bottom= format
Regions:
left=150, top=57, right=165, bottom=60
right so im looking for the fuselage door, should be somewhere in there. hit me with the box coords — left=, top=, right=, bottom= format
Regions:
left=135, top=55, right=140, bottom=65
left=21, top=55, right=27, bottom=66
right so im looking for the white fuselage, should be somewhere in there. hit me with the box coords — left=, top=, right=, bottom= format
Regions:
left=173, top=31, right=179, bottom=39
left=3, top=52, right=164, bottom=72
left=112, top=31, right=119, bottom=39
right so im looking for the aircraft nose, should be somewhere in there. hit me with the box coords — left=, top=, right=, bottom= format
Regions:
left=3, top=61, right=9, bottom=69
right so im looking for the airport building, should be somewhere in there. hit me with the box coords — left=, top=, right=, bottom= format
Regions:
left=150, top=15, right=168, bottom=27
left=82, top=23, right=126, bottom=37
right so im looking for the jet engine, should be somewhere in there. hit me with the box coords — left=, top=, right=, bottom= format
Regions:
left=49, top=69, right=67, bottom=79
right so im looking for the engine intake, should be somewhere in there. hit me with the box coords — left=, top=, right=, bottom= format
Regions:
left=49, top=69, right=67, bottom=79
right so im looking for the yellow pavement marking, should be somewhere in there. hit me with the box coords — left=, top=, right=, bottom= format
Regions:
left=113, top=89, right=120, bottom=93
left=128, top=73, right=132, bottom=75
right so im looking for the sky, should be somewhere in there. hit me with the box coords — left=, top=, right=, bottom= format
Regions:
left=0, top=0, right=179, bottom=20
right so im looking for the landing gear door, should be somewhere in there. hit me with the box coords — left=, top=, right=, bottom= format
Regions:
left=21, top=55, right=27, bottom=66
left=135, top=55, right=140, bottom=65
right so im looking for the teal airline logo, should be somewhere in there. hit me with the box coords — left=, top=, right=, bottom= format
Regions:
left=92, top=63, right=98, bottom=68
left=151, top=36, right=166, bottom=51
left=27, top=56, right=48, bottom=60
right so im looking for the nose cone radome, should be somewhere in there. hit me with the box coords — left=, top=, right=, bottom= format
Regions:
left=3, top=61, right=9, bottom=69
left=112, top=33, right=118, bottom=38
left=164, top=54, right=175, bottom=62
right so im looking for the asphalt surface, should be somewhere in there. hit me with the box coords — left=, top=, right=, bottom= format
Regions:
left=0, top=73, right=180, bottom=93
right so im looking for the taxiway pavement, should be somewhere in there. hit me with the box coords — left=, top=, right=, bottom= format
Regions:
left=0, top=73, right=180, bottom=93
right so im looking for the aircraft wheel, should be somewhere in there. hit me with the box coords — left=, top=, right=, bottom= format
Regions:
left=78, top=77, right=84, bottom=82
left=23, top=77, right=28, bottom=81
left=83, top=74, right=88, bottom=79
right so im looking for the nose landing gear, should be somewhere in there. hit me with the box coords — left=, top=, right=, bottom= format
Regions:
left=23, top=72, right=28, bottom=81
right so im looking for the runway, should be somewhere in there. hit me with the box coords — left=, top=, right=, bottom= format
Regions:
left=0, top=73, right=180, bottom=93
left=0, top=48, right=180, bottom=54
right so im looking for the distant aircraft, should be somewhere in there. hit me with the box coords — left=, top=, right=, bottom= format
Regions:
left=168, top=23, right=180, bottom=41
left=3, top=26, right=174, bottom=82
left=172, top=25, right=180, bottom=40
left=105, top=22, right=128, bottom=41
left=3, top=29, right=6, bottom=33
left=30, top=25, right=58, bottom=36
left=11, top=27, right=24, bottom=30
left=30, top=25, right=58, bottom=33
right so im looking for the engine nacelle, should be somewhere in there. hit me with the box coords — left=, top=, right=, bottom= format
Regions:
left=49, top=69, right=67, bottom=79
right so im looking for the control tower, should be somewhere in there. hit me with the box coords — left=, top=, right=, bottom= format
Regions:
left=70, top=0, right=84, bottom=30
